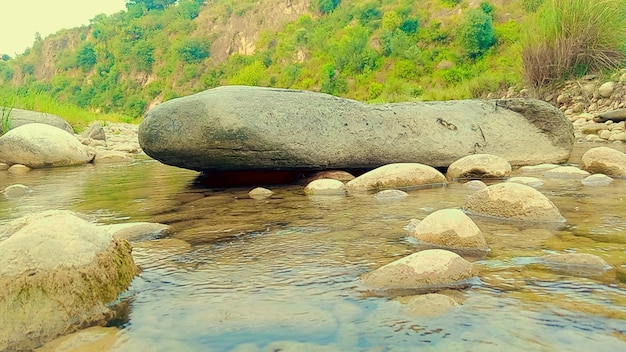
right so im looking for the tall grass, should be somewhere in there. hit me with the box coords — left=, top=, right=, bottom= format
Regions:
left=0, top=87, right=135, bottom=132
left=522, top=0, right=626, bottom=87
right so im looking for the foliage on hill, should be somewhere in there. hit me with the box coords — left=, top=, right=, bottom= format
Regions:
left=0, top=0, right=624, bottom=121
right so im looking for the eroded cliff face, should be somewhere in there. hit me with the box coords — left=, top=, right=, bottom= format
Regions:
left=195, top=0, right=311, bottom=63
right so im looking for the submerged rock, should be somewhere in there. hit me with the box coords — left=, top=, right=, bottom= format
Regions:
left=462, top=183, right=565, bottom=223
left=360, top=249, right=474, bottom=295
left=0, top=210, right=138, bottom=351
left=304, top=178, right=347, bottom=196
left=139, top=86, right=574, bottom=172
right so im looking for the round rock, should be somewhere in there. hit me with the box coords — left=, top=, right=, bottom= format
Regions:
left=581, top=147, right=626, bottom=177
left=248, top=187, right=274, bottom=200
left=304, top=178, right=347, bottom=196
left=446, top=154, right=511, bottom=180
left=581, top=174, right=614, bottom=187
left=462, top=183, right=565, bottom=223
left=360, top=249, right=474, bottom=293
left=346, top=163, right=446, bottom=192
left=410, top=209, right=487, bottom=249
left=0, top=123, right=93, bottom=168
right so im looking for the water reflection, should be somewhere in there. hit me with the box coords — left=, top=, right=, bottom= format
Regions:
left=2, top=145, right=625, bottom=350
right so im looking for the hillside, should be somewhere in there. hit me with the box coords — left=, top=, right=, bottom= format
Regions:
left=0, top=0, right=621, bottom=120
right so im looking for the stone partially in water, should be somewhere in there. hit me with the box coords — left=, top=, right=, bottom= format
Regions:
left=539, top=253, right=612, bottom=277
left=581, top=147, right=626, bottom=177
left=543, top=166, right=590, bottom=179
left=360, top=249, right=474, bottom=294
left=346, top=163, right=446, bottom=192
left=304, top=178, right=347, bottom=196
left=0, top=210, right=138, bottom=351
left=581, top=174, right=614, bottom=187
left=446, top=154, right=511, bottom=181
left=138, top=86, right=574, bottom=172
left=3, top=184, right=31, bottom=199
left=248, top=187, right=274, bottom=199
left=462, top=183, right=565, bottom=223
left=506, top=176, right=544, bottom=189
left=373, top=189, right=408, bottom=202
left=410, top=209, right=487, bottom=250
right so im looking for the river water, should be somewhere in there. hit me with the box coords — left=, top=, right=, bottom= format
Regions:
left=1, top=143, right=625, bottom=351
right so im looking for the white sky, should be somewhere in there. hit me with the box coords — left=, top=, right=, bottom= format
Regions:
left=0, top=0, right=128, bottom=57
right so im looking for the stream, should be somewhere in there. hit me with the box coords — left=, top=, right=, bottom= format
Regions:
left=1, top=143, right=625, bottom=351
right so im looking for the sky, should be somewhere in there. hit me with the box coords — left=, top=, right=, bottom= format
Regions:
left=0, top=0, right=128, bottom=57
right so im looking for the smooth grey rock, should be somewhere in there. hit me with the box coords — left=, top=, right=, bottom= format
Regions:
left=138, top=86, right=574, bottom=172
left=594, top=108, right=626, bottom=122
left=0, top=123, right=93, bottom=168
left=2, top=107, right=74, bottom=134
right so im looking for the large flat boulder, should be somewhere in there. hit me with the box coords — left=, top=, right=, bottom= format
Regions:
left=138, top=86, right=574, bottom=172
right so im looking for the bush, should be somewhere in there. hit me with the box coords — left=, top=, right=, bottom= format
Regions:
left=176, top=37, right=210, bottom=63
left=523, top=0, right=545, bottom=13
left=318, top=0, right=341, bottom=14
left=522, top=0, right=626, bottom=87
left=456, top=8, right=496, bottom=58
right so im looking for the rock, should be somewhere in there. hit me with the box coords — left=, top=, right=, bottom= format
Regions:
left=345, top=163, right=446, bottom=192
left=581, top=174, right=613, bottom=186
left=93, top=150, right=133, bottom=163
left=102, top=222, right=171, bottom=242
left=506, top=176, right=544, bottom=189
left=304, top=178, right=347, bottom=196
left=543, top=166, right=590, bottom=179
left=581, top=122, right=610, bottom=134
left=304, top=170, right=355, bottom=183
left=462, top=183, right=565, bottom=223
left=517, top=163, right=559, bottom=173
left=248, top=187, right=274, bottom=200
left=464, top=180, right=487, bottom=190
left=80, top=121, right=107, bottom=142
left=446, top=154, right=511, bottom=180
left=539, top=253, right=611, bottom=277
left=7, top=164, right=30, bottom=174
left=138, top=86, right=574, bottom=172
left=373, top=189, right=408, bottom=201
left=360, top=249, right=474, bottom=295
left=3, top=184, right=31, bottom=198
left=34, top=326, right=119, bottom=352
left=608, top=131, right=626, bottom=141
left=581, top=147, right=626, bottom=177
left=594, top=108, right=626, bottom=122
left=598, top=81, right=616, bottom=98
left=403, top=293, right=458, bottom=317
left=2, top=107, right=74, bottom=134
left=410, top=209, right=487, bottom=250
left=0, top=210, right=138, bottom=351
left=0, top=123, right=93, bottom=168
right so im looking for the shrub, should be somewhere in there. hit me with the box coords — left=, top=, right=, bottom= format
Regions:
left=522, top=0, right=626, bottom=87
left=176, top=37, right=210, bottom=63
left=456, top=8, right=497, bottom=58
left=318, top=0, right=341, bottom=14
left=523, top=0, right=545, bottom=13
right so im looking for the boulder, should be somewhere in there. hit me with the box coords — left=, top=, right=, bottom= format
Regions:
left=410, top=209, right=487, bottom=250
left=360, top=249, right=474, bottom=294
left=0, top=123, right=93, bottom=168
left=446, top=154, right=511, bottom=180
left=462, top=183, right=565, bottom=223
left=580, top=147, right=626, bottom=177
left=581, top=174, right=613, bottom=187
left=346, top=163, right=446, bottom=192
left=138, top=86, right=574, bottom=172
left=2, top=107, right=74, bottom=134
left=0, top=210, right=138, bottom=351
left=543, top=166, right=590, bottom=179
left=304, top=178, right=347, bottom=196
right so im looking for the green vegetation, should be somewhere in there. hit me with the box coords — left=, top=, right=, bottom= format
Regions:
left=522, top=0, right=626, bottom=87
left=1, top=105, right=11, bottom=135
left=0, top=0, right=623, bottom=124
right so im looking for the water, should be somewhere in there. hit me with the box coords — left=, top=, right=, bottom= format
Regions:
left=1, top=144, right=625, bottom=351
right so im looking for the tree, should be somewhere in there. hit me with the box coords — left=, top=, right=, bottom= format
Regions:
left=456, top=8, right=496, bottom=58
left=76, top=44, right=97, bottom=70
left=126, top=0, right=177, bottom=12
left=176, top=37, right=211, bottom=63
left=318, top=0, right=341, bottom=15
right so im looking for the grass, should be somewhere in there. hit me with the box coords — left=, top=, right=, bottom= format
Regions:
left=522, top=0, right=626, bottom=87
left=0, top=87, right=136, bottom=133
